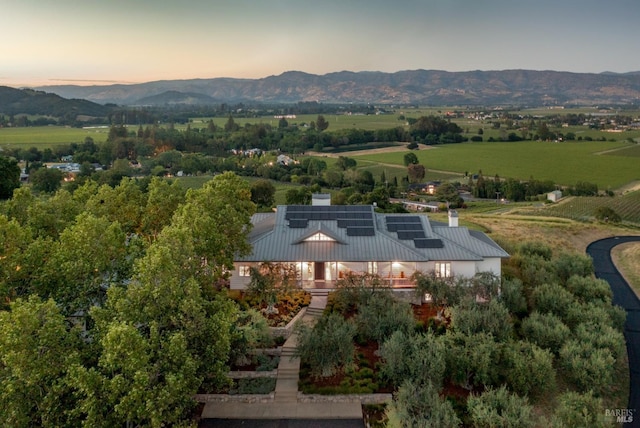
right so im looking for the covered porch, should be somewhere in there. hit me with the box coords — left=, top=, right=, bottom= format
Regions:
left=296, top=261, right=417, bottom=289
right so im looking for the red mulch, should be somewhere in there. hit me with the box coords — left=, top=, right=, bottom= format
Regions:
left=302, top=340, right=394, bottom=393
left=442, top=381, right=472, bottom=400
left=412, top=302, right=439, bottom=323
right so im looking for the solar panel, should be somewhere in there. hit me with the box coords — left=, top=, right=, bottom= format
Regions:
left=385, top=216, right=421, bottom=224
left=346, top=227, right=375, bottom=236
left=288, top=219, right=309, bottom=228
left=397, top=231, right=426, bottom=240
left=337, top=219, right=374, bottom=228
left=414, top=238, right=444, bottom=248
left=387, top=223, right=424, bottom=232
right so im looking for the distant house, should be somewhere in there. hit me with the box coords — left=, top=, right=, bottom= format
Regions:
left=547, top=190, right=563, bottom=202
left=230, top=195, right=509, bottom=290
left=277, top=154, right=295, bottom=166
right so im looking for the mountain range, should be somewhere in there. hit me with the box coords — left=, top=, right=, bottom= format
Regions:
left=0, top=86, right=110, bottom=117
left=16, top=69, right=640, bottom=107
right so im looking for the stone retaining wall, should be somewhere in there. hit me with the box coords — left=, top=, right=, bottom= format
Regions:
left=298, top=393, right=392, bottom=404
left=227, top=370, right=278, bottom=379
left=195, top=393, right=274, bottom=404
left=269, top=306, right=307, bottom=339
left=195, top=392, right=392, bottom=405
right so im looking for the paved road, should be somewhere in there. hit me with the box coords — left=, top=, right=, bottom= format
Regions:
left=587, top=236, right=640, bottom=428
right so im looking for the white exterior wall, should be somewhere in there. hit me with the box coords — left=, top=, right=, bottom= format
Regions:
left=474, top=258, right=502, bottom=276
left=449, top=261, right=475, bottom=278
left=229, top=262, right=259, bottom=290
left=230, top=258, right=503, bottom=290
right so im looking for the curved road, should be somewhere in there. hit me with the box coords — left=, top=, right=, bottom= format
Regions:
left=587, top=236, right=640, bottom=427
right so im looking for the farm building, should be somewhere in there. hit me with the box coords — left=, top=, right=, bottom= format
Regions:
left=230, top=194, right=509, bottom=290
left=547, top=190, right=563, bottom=202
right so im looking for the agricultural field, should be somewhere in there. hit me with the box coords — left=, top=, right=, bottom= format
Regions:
left=353, top=140, right=640, bottom=190
left=0, top=125, right=108, bottom=149
left=529, top=192, right=640, bottom=224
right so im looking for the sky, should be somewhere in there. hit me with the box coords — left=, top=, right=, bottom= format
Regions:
left=1, top=0, right=639, bottom=87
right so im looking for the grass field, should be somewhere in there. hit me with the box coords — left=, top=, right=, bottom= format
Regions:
left=353, top=140, right=640, bottom=189
left=0, top=126, right=109, bottom=149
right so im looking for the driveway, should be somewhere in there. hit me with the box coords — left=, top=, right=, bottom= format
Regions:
left=587, top=236, right=640, bottom=428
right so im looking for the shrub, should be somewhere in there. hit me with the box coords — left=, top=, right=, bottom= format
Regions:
left=553, top=253, right=594, bottom=285
left=445, top=331, right=499, bottom=390
left=594, top=206, right=621, bottom=223
left=552, top=391, right=608, bottom=428
left=354, top=291, right=415, bottom=343
left=379, top=330, right=446, bottom=388
left=386, top=380, right=460, bottom=428
left=531, top=283, right=575, bottom=319
left=559, top=339, right=615, bottom=394
left=500, top=340, right=556, bottom=397
left=499, top=278, right=528, bottom=316
left=228, top=309, right=273, bottom=366
left=565, top=275, right=611, bottom=305
left=294, top=313, right=356, bottom=378
left=467, top=386, right=535, bottom=428
left=449, top=299, right=513, bottom=342
left=520, top=311, right=570, bottom=354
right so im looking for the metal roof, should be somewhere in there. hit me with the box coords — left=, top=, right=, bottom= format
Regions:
left=237, top=206, right=509, bottom=262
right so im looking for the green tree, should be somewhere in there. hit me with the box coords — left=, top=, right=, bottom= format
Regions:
left=407, top=163, right=426, bottom=183
left=445, top=331, right=498, bottom=390
left=0, top=155, right=21, bottom=199
left=553, top=253, right=593, bottom=285
left=559, top=338, right=615, bottom=393
left=565, top=275, right=612, bottom=305
left=250, top=178, right=276, bottom=208
left=140, top=177, right=185, bottom=241
left=386, top=380, right=460, bottom=428
left=467, top=386, right=535, bottom=428
left=29, top=167, right=64, bottom=193
left=316, top=114, right=329, bottom=132
left=499, top=278, right=528, bottom=316
left=450, top=299, right=513, bottom=342
left=26, top=188, right=81, bottom=239
left=224, top=115, right=239, bottom=132
left=43, top=212, right=129, bottom=316
left=379, top=330, right=446, bottom=388
left=169, top=172, right=255, bottom=289
left=0, top=296, right=81, bottom=427
left=403, top=152, right=418, bottom=166
left=85, top=177, right=146, bottom=235
left=520, top=312, right=570, bottom=354
left=354, top=291, right=415, bottom=343
left=552, top=391, right=607, bottom=428
left=594, top=206, right=621, bottom=223
left=501, top=340, right=556, bottom=397
left=294, top=312, right=356, bottom=378
left=531, top=282, right=575, bottom=320
left=74, top=232, right=239, bottom=426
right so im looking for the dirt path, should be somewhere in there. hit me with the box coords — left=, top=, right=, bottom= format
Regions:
left=307, top=143, right=435, bottom=158
left=308, top=144, right=462, bottom=177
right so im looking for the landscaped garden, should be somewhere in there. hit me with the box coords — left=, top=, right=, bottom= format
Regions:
left=292, top=245, right=629, bottom=427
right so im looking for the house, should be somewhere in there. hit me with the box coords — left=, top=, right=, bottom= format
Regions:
left=230, top=195, right=509, bottom=290
left=547, top=190, right=563, bottom=202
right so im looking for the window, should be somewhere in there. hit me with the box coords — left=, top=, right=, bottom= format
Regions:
left=435, top=262, right=451, bottom=278
left=304, top=232, right=335, bottom=242
left=238, top=265, right=251, bottom=277
left=367, top=261, right=378, bottom=274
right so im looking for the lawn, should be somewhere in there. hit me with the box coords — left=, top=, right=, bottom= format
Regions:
left=354, top=140, right=639, bottom=189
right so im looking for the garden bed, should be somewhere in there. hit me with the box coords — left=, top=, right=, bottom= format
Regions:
left=229, top=289, right=311, bottom=328
left=299, top=340, right=393, bottom=395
